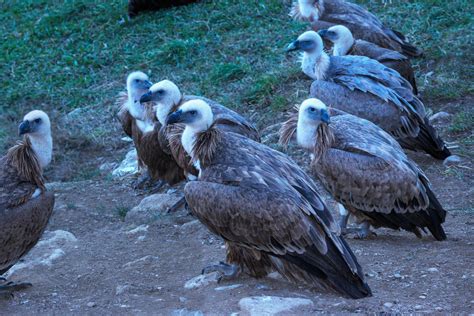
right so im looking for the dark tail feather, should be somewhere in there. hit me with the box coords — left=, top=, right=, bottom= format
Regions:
left=398, top=117, right=451, bottom=160
left=282, top=237, right=372, bottom=299
left=128, top=0, right=199, bottom=17
left=401, top=42, right=423, bottom=58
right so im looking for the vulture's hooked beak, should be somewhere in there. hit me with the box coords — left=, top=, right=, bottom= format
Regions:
left=140, top=91, right=153, bottom=103
left=166, top=110, right=183, bottom=125
left=144, top=80, right=153, bottom=89
left=317, top=29, right=328, bottom=38
left=18, top=120, right=31, bottom=136
left=285, top=40, right=299, bottom=53
left=321, top=109, right=330, bottom=124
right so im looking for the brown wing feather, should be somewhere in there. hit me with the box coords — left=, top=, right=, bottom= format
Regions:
left=185, top=132, right=371, bottom=298
left=116, top=92, right=133, bottom=138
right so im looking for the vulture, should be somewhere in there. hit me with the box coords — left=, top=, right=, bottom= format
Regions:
left=139, top=80, right=260, bottom=178
left=286, top=31, right=451, bottom=160
left=0, top=110, right=55, bottom=295
left=165, top=99, right=372, bottom=299
left=279, top=98, right=447, bottom=240
left=128, top=0, right=200, bottom=18
left=289, top=0, right=423, bottom=58
left=117, top=71, right=185, bottom=188
left=318, top=25, right=418, bottom=95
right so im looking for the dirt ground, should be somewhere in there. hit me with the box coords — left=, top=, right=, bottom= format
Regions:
left=1, top=147, right=473, bottom=315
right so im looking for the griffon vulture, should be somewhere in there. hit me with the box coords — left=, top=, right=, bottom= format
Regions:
left=0, top=110, right=55, bottom=295
left=128, top=0, right=200, bottom=18
left=286, top=31, right=450, bottom=160
left=289, top=0, right=423, bottom=58
left=318, top=25, right=418, bottom=95
left=280, top=99, right=447, bottom=240
left=165, top=99, right=372, bottom=299
left=117, top=72, right=185, bottom=188
left=139, top=80, right=260, bottom=178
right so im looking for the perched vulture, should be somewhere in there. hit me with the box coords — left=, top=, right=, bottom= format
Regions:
left=139, top=80, right=260, bottom=178
left=165, top=99, right=372, bottom=299
left=0, top=110, right=55, bottom=295
left=117, top=72, right=185, bottom=187
left=280, top=99, right=447, bottom=240
left=289, top=0, right=423, bottom=58
left=128, top=0, right=200, bottom=18
left=286, top=31, right=450, bottom=160
left=318, top=25, right=418, bottom=95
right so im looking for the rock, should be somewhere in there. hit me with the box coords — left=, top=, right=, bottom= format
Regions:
left=214, top=284, right=242, bottom=291
left=414, top=305, right=423, bottom=310
left=126, top=224, right=149, bottom=236
left=384, top=302, right=394, bottom=308
left=419, top=295, right=426, bottom=299
left=86, top=302, right=97, bottom=308
left=238, top=296, right=313, bottom=316
left=171, top=309, right=204, bottom=316
left=121, top=136, right=133, bottom=143
left=115, top=285, right=131, bottom=296
left=99, top=162, right=117, bottom=172
left=6, top=230, right=78, bottom=277
left=125, top=194, right=183, bottom=224
left=112, top=149, right=138, bottom=178
left=184, top=272, right=219, bottom=289
left=427, top=267, right=439, bottom=273
left=429, top=111, right=452, bottom=123
left=122, top=255, right=159, bottom=269
left=443, top=155, right=462, bottom=167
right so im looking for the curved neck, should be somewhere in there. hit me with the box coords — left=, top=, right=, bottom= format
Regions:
left=156, top=102, right=175, bottom=125
left=302, top=51, right=330, bottom=80
left=296, top=119, right=317, bottom=151
left=127, top=92, right=146, bottom=120
left=333, top=36, right=354, bottom=56
left=28, top=134, right=53, bottom=169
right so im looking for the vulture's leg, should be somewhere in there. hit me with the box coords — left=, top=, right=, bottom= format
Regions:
left=338, top=203, right=350, bottom=234
left=166, top=196, right=187, bottom=213
left=133, top=170, right=152, bottom=189
left=345, top=221, right=377, bottom=239
left=0, top=281, right=32, bottom=298
left=148, top=180, right=166, bottom=194
left=202, top=261, right=241, bottom=282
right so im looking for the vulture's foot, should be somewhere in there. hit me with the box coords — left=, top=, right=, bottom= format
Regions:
left=202, top=261, right=240, bottom=282
left=166, top=196, right=187, bottom=213
left=344, top=222, right=377, bottom=239
left=133, top=172, right=152, bottom=190
left=0, top=281, right=32, bottom=298
left=148, top=180, right=166, bottom=194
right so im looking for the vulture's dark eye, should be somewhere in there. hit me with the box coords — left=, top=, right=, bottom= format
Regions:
left=34, top=118, right=41, bottom=123
left=135, top=79, right=140, bottom=83
left=157, top=89, right=164, bottom=95
left=190, top=110, right=197, bottom=115
left=309, top=107, right=316, bottom=112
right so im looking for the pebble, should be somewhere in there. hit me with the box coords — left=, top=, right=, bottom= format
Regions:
left=86, top=302, right=97, bottom=308
left=384, top=302, right=394, bottom=308
left=427, top=267, right=439, bottom=273
left=239, top=296, right=313, bottom=316
left=184, top=272, right=219, bottom=289
left=414, top=305, right=423, bottom=310
left=419, top=295, right=426, bottom=299
left=429, top=111, right=452, bottom=123
left=214, top=284, right=242, bottom=291
left=443, top=155, right=462, bottom=167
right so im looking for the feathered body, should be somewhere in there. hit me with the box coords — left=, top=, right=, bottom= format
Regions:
left=128, top=0, right=200, bottom=17
left=290, top=0, right=423, bottom=57
left=167, top=100, right=371, bottom=298
left=280, top=103, right=446, bottom=240
left=0, top=116, right=55, bottom=276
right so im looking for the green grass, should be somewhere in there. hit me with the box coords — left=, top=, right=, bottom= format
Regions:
left=0, top=0, right=472, bottom=179
left=449, top=109, right=474, bottom=133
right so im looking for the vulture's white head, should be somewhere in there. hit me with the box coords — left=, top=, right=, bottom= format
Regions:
left=126, top=71, right=153, bottom=120
left=318, top=25, right=354, bottom=56
left=167, top=99, right=213, bottom=132
left=140, top=80, right=182, bottom=125
left=287, top=31, right=324, bottom=54
left=292, top=0, right=324, bottom=21
left=19, top=110, right=53, bottom=168
left=297, top=98, right=330, bottom=149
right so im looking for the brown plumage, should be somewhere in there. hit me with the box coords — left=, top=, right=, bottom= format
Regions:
left=140, top=80, right=260, bottom=178
left=128, top=0, right=200, bottom=17
left=290, top=0, right=423, bottom=58
left=318, top=25, right=418, bottom=94
left=280, top=99, right=446, bottom=240
left=166, top=100, right=372, bottom=299
left=1, top=110, right=55, bottom=290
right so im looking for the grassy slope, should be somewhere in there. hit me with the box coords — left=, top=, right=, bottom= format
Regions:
left=0, top=0, right=472, bottom=178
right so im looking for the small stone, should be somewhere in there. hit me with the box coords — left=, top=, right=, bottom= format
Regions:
left=99, top=162, right=117, bottom=171
left=443, top=155, right=462, bottom=167
left=115, top=285, right=131, bottom=296
left=179, top=297, right=187, bottom=303
left=435, top=307, right=443, bottom=311
left=126, top=224, right=149, bottom=235
left=419, top=295, right=426, bottom=299
left=184, top=272, right=219, bottom=289
left=86, top=302, right=97, bottom=308
left=125, top=194, right=184, bottom=224
left=429, top=111, right=452, bottom=123
left=256, top=284, right=271, bottom=290
left=122, top=255, right=159, bottom=269
left=121, top=136, right=133, bottom=142
left=427, top=267, right=439, bottom=273
left=239, top=296, right=313, bottom=316
left=414, top=305, right=423, bottom=310
left=384, top=302, right=394, bottom=308
left=171, top=309, right=203, bottom=316
left=214, top=284, right=242, bottom=291
left=112, top=149, right=138, bottom=178
left=393, top=273, right=403, bottom=279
